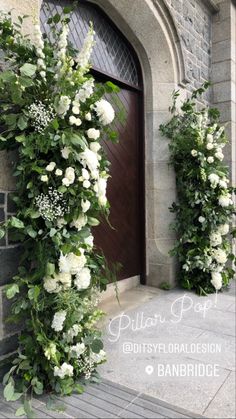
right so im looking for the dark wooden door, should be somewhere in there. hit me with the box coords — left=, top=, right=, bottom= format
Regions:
left=94, top=88, right=144, bottom=280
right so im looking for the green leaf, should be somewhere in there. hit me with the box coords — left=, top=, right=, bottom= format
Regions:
left=91, top=339, right=103, bottom=353
left=17, top=115, right=28, bottom=131
left=63, top=6, right=72, bottom=14
left=0, top=228, right=5, bottom=239
left=25, top=225, right=37, bottom=238
left=11, top=392, right=22, bottom=401
left=23, top=399, right=34, bottom=418
left=3, top=382, right=14, bottom=401
left=15, top=406, right=25, bottom=417
left=15, top=135, right=26, bottom=143
left=20, top=63, right=37, bottom=77
left=6, top=284, right=19, bottom=299
left=52, top=119, right=59, bottom=130
left=88, top=217, right=100, bottom=226
left=46, top=262, right=55, bottom=276
left=49, top=228, right=57, bottom=237
left=70, top=133, right=88, bottom=149
left=9, top=217, right=25, bottom=229
left=0, top=71, right=15, bottom=83
left=58, top=186, right=67, bottom=193
left=52, top=13, right=61, bottom=23
left=28, top=286, right=40, bottom=302
left=74, top=384, right=84, bottom=394
left=105, top=81, right=120, bottom=93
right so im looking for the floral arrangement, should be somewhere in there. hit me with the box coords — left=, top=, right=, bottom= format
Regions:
left=0, top=8, right=118, bottom=415
left=160, top=84, right=235, bottom=295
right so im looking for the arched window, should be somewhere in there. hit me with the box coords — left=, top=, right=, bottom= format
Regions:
left=40, top=0, right=141, bottom=88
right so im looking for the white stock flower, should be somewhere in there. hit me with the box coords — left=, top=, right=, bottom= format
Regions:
left=87, top=128, right=100, bottom=140
left=219, top=180, right=227, bottom=189
left=207, top=156, right=214, bottom=163
left=62, top=167, right=75, bottom=186
left=206, top=134, right=214, bottom=143
left=75, top=79, right=94, bottom=103
left=74, top=267, right=91, bottom=290
left=84, top=234, right=94, bottom=248
left=51, top=310, right=67, bottom=332
left=215, top=151, right=224, bottom=161
left=70, top=214, right=87, bottom=231
left=61, top=147, right=70, bottom=159
left=81, top=199, right=91, bottom=213
left=55, top=169, right=63, bottom=176
left=213, top=248, right=227, bottom=264
left=78, top=148, right=99, bottom=172
left=209, top=232, right=222, bottom=247
left=208, top=173, right=219, bottom=188
left=191, top=149, right=198, bottom=157
left=59, top=252, right=86, bottom=275
left=94, top=177, right=107, bottom=205
left=70, top=342, right=86, bottom=357
left=41, top=175, right=48, bottom=182
left=198, top=216, right=206, bottom=223
left=76, top=26, right=95, bottom=72
left=218, top=224, right=229, bottom=236
left=55, top=96, right=71, bottom=116
left=218, top=194, right=232, bottom=207
left=54, top=362, right=73, bottom=379
left=90, top=142, right=101, bottom=153
left=211, top=272, right=222, bottom=290
left=94, top=99, right=115, bottom=125
left=46, top=162, right=56, bottom=172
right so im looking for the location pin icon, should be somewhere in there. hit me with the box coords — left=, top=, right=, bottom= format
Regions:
left=145, top=365, right=154, bottom=375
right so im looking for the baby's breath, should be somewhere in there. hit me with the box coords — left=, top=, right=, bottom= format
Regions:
left=35, top=188, right=68, bottom=221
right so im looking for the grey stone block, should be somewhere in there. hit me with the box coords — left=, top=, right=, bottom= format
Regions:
left=204, top=371, right=235, bottom=418
left=0, top=334, right=18, bottom=357
left=0, top=193, right=4, bottom=205
left=7, top=193, right=17, bottom=213
left=0, top=208, right=5, bottom=223
left=0, top=247, right=21, bottom=286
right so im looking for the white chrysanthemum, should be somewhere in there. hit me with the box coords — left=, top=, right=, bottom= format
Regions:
left=81, top=199, right=91, bottom=213
left=70, top=342, right=86, bottom=357
left=209, top=232, right=222, bottom=247
left=55, top=95, right=71, bottom=116
left=78, top=148, right=99, bottom=172
left=61, top=147, right=70, bottom=159
left=211, top=272, right=222, bottom=290
left=94, top=99, right=115, bottom=125
left=46, top=162, right=56, bottom=172
left=75, top=267, right=91, bottom=290
left=218, top=194, right=232, bottom=207
left=51, top=310, right=67, bottom=332
left=217, top=224, right=229, bottom=236
left=62, top=167, right=75, bottom=186
left=70, top=214, right=87, bottom=231
left=59, top=252, right=87, bottom=275
left=43, top=277, right=60, bottom=293
left=54, top=362, right=73, bottom=379
left=87, top=128, right=100, bottom=140
left=191, top=149, right=198, bottom=157
left=208, top=173, right=219, bottom=188
left=213, top=248, right=227, bottom=264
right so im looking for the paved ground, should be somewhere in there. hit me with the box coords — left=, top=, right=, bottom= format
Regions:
left=99, top=282, right=236, bottom=419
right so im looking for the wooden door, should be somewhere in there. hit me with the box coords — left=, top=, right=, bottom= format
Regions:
left=94, top=87, right=144, bottom=280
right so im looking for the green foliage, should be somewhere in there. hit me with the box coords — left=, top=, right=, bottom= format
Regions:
left=160, top=84, right=235, bottom=295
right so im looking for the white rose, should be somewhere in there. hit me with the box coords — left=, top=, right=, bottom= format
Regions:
left=70, top=214, right=87, bottom=231
left=198, top=216, right=205, bottom=223
left=191, top=149, right=198, bottom=157
left=207, top=156, right=214, bottom=163
left=217, top=224, right=229, bottom=236
left=40, top=71, right=46, bottom=78
left=81, top=199, right=91, bottom=213
left=54, top=362, right=73, bottom=379
left=74, top=267, right=91, bottom=290
left=69, top=115, right=77, bottom=125
left=207, top=134, right=214, bottom=143
left=213, top=248, right=227, bottom=264
left=90, top=142, right=101, bottom=153
left=78, top=148, right=99, bottom=172
left=72, top=105, right=80, bottom=115
left=64, top=167, right=75, bottom=185
left=55, top=169, right=63, bottom=176
left=209, top=232, right=222, bottom=247
left=62, top=178, right=70, bottom=187
left=41, top=175, right=48, bottom=182
left=211, top=272, right=222, bottom=290
left=94, top=99, right=115, bottom=125
left=61, top=147, right=70, bottom=159
left=208, top=173, right=219, bottom=188
left=83, top=180, right=91, bottom=188
left=206, top=143, right=214, bottom=150
left=81, top=168, right=90, bottom=180
left=85, top=112, right=92, bottom=121
left=87, top=128, right=100, bottom=140
left=46, top=162, right=56, bottom=172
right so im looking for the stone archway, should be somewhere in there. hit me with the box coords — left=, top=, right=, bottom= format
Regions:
left=90, top=0, right=187, bottom=287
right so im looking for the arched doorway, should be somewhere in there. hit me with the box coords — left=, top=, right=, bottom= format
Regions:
left=40, top=0, right=146, bottom=283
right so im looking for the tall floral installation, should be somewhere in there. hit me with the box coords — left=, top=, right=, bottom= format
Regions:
left=0, top=8, right=117, bottom=416
left=160, top=84, right=235, bottom=295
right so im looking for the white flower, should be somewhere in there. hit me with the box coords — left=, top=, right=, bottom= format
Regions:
left=70, top=214, right=87, bottom=231
left=72, top=105, right=80, bottom=115
left=87, top=128, right=100, bottom=140
left=215, top=151, right=224, bottom=161
left=208, top=173, right=219, bottom=188
left=207, top=134, right=214, bottom=143
left=206, top=143, right=214, bottom=150
left=63, top=324, right=82, bottom=342
left=75, top=26, right=95, bottom=73
left=55, top=95, right=71, bottom=116
left=191, top=149, right=198, bottom=157
left=61, top=147, right=70, bottom=159
left=51, top=310, right=67, bottom=332
left=198, top=216, right=205, bottom=223
left=57, top=272, right=72, bottom=289
left=40, top=71, right=46, bottom=79
left=41, top=175, right=48, bottom=182
left=70, top=342, right=86, bottom=357
left=78, top=148, right=99, bottom=172
left=75, top=79, right=94, bottom=103
left=44, top=277, right=60, bottom=293
left=57, top=218, right=67, bottom=228
left=94, top=99, right=115, bottom=125
left=84, top=234, right=94, bottom=248
left=44, top=343, right=57, bottom=360
left=81, top=199, right=91, bottom=213
left=55, top=169, right=63, bottom=176
left=219, top=179, right=227, bottom=188
left=211, top=272, right=222, bottom=290
left=210, top=232, right=222, bottom=247
left=83, top=180, right=91, bottom=189
left=79, top=168, right=90, bottom=181
left=218, top=194, right=232, bottom=207
left=90, top=142, right=101, bottom=153
left=74, top=267, right=91, bottom=290
left=213, top=248, right=227, bottom=264
left=90, top=349, right=106, bottom=364
left=94, top=177, right=107, bottom=205
left=62, top=167, right=75, bottom=186
left=46, top=162, right=56, bottom=172
left=218, top=224, right=229, bottom=236
left=69, top=115, right=82, bottom=126
left=85, top=112, right=92, bottom=121
left=54, top=362, right=73, bottom=379
left=59, top=252, right=86, bottom=275
left=207, top=156, right=214, bottom=163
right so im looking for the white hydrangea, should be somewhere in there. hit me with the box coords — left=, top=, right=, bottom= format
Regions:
left=209, top=232, right=222, bottom=247
left=46, top=162, right=56, bottom=172
left=81, top=199, right=91, bottom=213
left=62, top=167, right=75, bottom=187
left=55, top=96, right=71, bottom=117
left=59, top=252, right=87, bottom=275
left=208, top=173, right=219, bottom=188
left=94, top=99, right=115, bottom=125
left=211, top=272, right=222, bottom=290
left=70, top=214, right=88, bottom=231
left=70, top=342, right=86, bottom=357
left=51, top=310, right=67, bottom=332
left=61, top=147, right=70, bottom=159
left=54, top=362, right=73, bottom=379
left=74, top=267, right=91, bottom=290
left=213, top=248, right=227, bottom=264
left=87, top=128, right=100, bottom=140
left=217, top=224, right=229, bottom=236
left=78, top=148, right=99, bottom=172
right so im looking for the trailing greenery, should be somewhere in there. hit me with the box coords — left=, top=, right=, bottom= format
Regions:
left=0, top=8, right=119, bottom=416
left=160, top=84, right=235, bottom=295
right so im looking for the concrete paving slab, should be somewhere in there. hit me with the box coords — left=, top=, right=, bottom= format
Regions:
left=204, top=371, right=235, bottom=418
